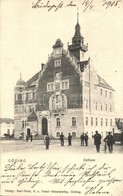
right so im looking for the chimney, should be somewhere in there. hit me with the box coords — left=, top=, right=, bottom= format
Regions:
left=41, top=63, right=45, bottom=70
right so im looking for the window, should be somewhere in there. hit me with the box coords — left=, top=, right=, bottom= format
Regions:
left=110, top=105, right=112, bottom=112
left=62, top=80, right=69, bottom=90
left=32, top=92, right=36, bottom=99
left=72, top=132, right=76, bottom=137
left=101, top=118, right=103, bottom=126
left=22, top=121, right=26, bottom=128
left=56, top=118, right=60, bottom=127
left=15, top=106, right=18, bottom=114
left=95, top=118, right=98, bottom=126
left=26, top=93, right=28, bottom=100
left=49, top=93, right=67, bottom=110
left=100, top=89, right=102, bottom=96
left=106, top=119, right=108, bottom=126
left=110, top=119, right=112, bottom=126
left=72, top=117, right=76, bottom=127
left=18, top=94, right=22, bottom=100
left=91, top=117, right=93, bottom=126
left=56, top=132, right=60, bottom=137
left=110, top=92, right=112, bottom=98
left=47, top=83, right=54, bottom=92
left=54, top=60, right=61, bottom=67
left=86, top=117, right=88, bottom=126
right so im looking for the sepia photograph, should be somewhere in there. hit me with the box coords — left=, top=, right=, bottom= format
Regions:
left=0, top=0, right=123, bottom=195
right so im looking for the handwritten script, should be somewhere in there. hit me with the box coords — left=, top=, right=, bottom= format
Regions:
left=1, top=159, right=123, bottom=195
left=32, top=0, right=121, bottom=12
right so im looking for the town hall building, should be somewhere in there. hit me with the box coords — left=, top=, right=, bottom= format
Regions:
left=14, top=15, right=115, bottom=138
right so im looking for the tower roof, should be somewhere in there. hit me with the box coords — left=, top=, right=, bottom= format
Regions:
left=16, top=73, right=25, bottom=86
left=53, top=39, right=63, bottom=48
left=74, top=13, right=82, bottom=37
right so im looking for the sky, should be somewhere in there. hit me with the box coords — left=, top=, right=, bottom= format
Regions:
left=0, top=0, right=123, bottom=118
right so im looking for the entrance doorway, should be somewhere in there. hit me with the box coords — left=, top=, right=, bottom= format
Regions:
left=27, top=128, right=31, bottom=136
left=42, top=118, right=48, bottom=135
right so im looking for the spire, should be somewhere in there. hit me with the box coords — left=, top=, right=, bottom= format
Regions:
left=77, top=12, right=79, bottom=24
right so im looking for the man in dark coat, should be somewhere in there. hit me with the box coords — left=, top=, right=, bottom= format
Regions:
left=59, top=132, right=64, bottom=146
left=104, top=132, right=114, bottom=153
left=84, top=133, right=89, bottom=146
left=93, top=131, right=102, bottom=152
left=44, top=134, right=50, bottom=150
left=68, top=133, right=72, bottom=146
left=80, top=133, right=85, bottom=146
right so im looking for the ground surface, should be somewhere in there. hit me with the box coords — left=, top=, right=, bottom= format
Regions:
left=1, top=138, right=123, bottom=154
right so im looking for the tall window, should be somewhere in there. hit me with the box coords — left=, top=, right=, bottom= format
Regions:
left=101, top=118, right=103, bottom=126
left=91, top=117, right=93, bottom=126
left=86, top=117, right=88, bottom=126
left=110, top=105, right=112, bottom=112
left=110, top=119, right=112, bottom=126
left=95, top=118, right=98, bottom=126
left=110, top=92, right=112, bottom=98
left=56, top=118, right=60, bottom=127
left=15, top=106, right=18, bottom=114
left=49, top=93, right=67, bottom=110
left=18, top=94, right=22, bottom=100
left=26, top=93, right=28, bottom=100
left=47, top=83, right=54, bottom=92
left=72, top=117, right=76, bottom=127
left=62, top=80, right=69, bottom=90
left=32, top=92, right=36, bottom=99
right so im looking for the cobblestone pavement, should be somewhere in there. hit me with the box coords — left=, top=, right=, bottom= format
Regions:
left=1, top=138, right=123, bottom=154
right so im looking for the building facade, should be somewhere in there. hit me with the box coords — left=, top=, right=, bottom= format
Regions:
left=0, top=118, right=14, bottom=137
left=14, top=17, right=115, bottom=138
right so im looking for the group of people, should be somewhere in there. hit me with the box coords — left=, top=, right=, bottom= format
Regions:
left=93, top=131, right=115, bottom=153
left=44, top=131, right=115, bottom=153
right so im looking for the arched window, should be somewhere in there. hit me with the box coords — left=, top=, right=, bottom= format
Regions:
left=72, top=132, right=76, bottom=137
left=49, top=93, right=67, bottom=110
left=56, top=132, right=60, bottom=137
left=72, top=117, right=76, bottom=127
left=95, top=118, right=98, bottom=126
left=56, top=118, right=60, bottom=127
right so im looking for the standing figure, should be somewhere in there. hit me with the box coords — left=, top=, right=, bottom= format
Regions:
left=80, top=133, right=85, bottom=146
left=104, top=132, right=114, bottom=153
left=93, top=131, right=102, bottom=152
left=84, top=133, right=89, bottom=146
left=26, top=135, right=28, bottom=142
left=59, top=132, right=64, bottom=146
left=30, top=134, right=33, bottom=142
left=68, top=133, right=72, bottom=146
left=44, top=134, right=51, bottom=150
